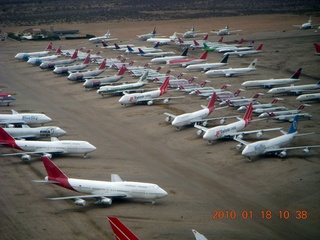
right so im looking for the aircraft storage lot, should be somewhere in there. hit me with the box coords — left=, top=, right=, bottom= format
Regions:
left=1, top=15, right=320, bottom=239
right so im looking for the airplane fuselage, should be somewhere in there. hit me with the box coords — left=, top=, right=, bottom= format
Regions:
left=4, top=126, right=66, bottom=139
left=97, top=82, right=145, bottom=95
left=242, top=78, right=300, bottom=88
left=119, top=90, right=161, bottom=105
left=267, top=84, right=320, bottom=95
left=15, top=51, right=50, bottom=60
left=296, top=93, right=320, bottom=102
left=203, top=120, right=245, bottom=141
left=253, top=106, right=288, bottom=114
left=68, top=69, right=105, bottom=81
left=40, top=58, right=77, bottom=69
left=53, top=64, right=89, bottom=74
left=186, top=62, right=227, bottom=71
left=83, top=75, right=123, bottom=88
left=167, top=58, right=206, bottom=67
left=151, top=55, right=187, bottom=63
left=27, top=55, right=59, bottom=65
left=0, top=94, right=16, bottom=106
left=0, top=113, right=52, bottom=125
left=172, top=109, right=210, bottom=127
left=205, top=67, right=255, bottom=77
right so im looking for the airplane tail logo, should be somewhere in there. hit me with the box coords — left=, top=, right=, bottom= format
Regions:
left=243, top=102, right=253, bottom=126
left=256, top=44, right=263, bottom=51
left=193, top=40, right=200, bottom=46
left=218, top=37, right=223, bottom=43
left=287, top=115, right=299, bottom=134
left=71, top=49, right=78, bottom=59
left=207, top=92, right=217, bottom=112
left=220, top=54, right=229, bottom=63
left=181, top=47, right=189, bottom=56
left=249, top=59, right=258, bottom=68
left=55, top=46, right=62, bottom=55
left=107, top=216, right=140, bottom=240
left=291, top=68, right=302, bottom=79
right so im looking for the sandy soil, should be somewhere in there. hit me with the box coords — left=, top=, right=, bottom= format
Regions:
left=0, top=14, right=320, bottom=240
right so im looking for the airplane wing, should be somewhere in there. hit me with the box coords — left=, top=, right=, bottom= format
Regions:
left=194, top=124, right=209, bottom=133
left=264, top=145, right=320, bottom=154
left=191, top=115, right=238, bottom=125
left=1, top=149, right=65, bottom=157
left=135, top=96, right=185, bottom=104
left=192, top=229, right=208, bottom=240
left=0, top=120, right=27, bottom=126
left=48, top=193, right=127, bottom=201
left=224, top=127, right=283, bottom=138
left=164, top=112, right=177, bottom=119
left=233, top=136, right=250, bottom=146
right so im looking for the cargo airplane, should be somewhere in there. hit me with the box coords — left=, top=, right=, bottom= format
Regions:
left=0, top=110, right=52, bottom=126
left=3, top=125, right=66, bottom=139
left=67, top=58, right=107, bottom=81
left=14, top=42, right=53, bottom=60
left=0, top=127, right=96, bottom=161
left=233, top=115, right=320, bottom=160
left=34, top=156, right=167, bottom=206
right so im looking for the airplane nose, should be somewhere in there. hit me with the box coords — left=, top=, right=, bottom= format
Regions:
left=83, top=80, right=92, bottom=88
left=45, top=116, right=52, bottom=123
left=56, top=128, right=67, bottom=136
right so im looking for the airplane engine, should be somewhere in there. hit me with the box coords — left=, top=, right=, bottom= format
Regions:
left=100, top=197, right=112, bottom=205
left=237, top=134, right=244, bottom=140
left=256, top=131, right=263, bottom=138
left=220, top=118, right=226, bottom=124
left=21, top=154, right=31, bottom=161
left=202, top=121, right=208, bottom=127
left=75, top=199, right=86, bottom=206
left=43, top=153, right=52, bottom=159
left=303, top=148, right=310, bottom=154
left=147, top=100, right=154, bottom=105
left=163, top=98, right=170, bottom=104
left=7, top=124, right=15, bottom=128
left=278, top=151, right=287, bottom=158
left=236, top=143, right=243, bottom=151
left=197, top=129, right=203, bottom=136
left=165, top=116, right=172, bottom=122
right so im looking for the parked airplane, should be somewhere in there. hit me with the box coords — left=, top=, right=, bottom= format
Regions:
left=137, top=27, right=156, bottom=40
left=97, top=71, right=149, bottom=96
left=293, top=16, right=318, bottom=29
left=258, top=104, right=307, bottom=118
left=205, top=58, right=257, bottom=77
left=194, top=103, right=282, bottom=143
left=313, top=43, right=320, bottom=55
left=0, top=110, right=52, bottom=126
left=53, top=54, right=91, bottom=74
left=102, top=42, right=134, bottom=51
left=252, top=106, right=289, bottom=114
left=175, top=34, right=209, bottom=47
left=0, top=127, right=96, bottom=161
left=14, top=42, right=53, bottom=60
left=150, top=47, right=189, bottom=64
left=166, top=51, right=208, bottom=67
left=270, top=113, right=312, bottom=122
left=202, top=43, right=217, bottom=52
left=67, top=58, right=107, bottom=81
left=34, top=156, right=167, bottom=206
left=267, top=81, right=320, bottom=95
left=39, top=49, right=78, bottom=69
left=215, top=43, right=253, bottom=53
left=296, top=92, right=320, bottom=102
left=146, top=32, right=177, bottom=44
left=137, top=48, right=175, bottom=57
left=125, top=43, right=163, bottom=54
left=211, top=25, right=242, bottom=35
left=233, top=115, right=320, bottom=160
left=190, top=37, right=225, bottom=49
left=181, top=26, right=207, bottom=38
left=0, top=93, right=16, bottom=106
left=88, top=30, right=118, bottom=43
left=224, top=44, right=263, bottom=57
left=186, top=54, right=229, bottom=71
left=242, top=68, right=302, bottom=88
left=220, top=93, right=262, bottom=107
left=4, top=125, right=66, bottom=139
left=237, top=98, right=283, bottom=111
left=119, top=77, right=183, bottom=106
left=82, top=64, right=127, bottom=89
left=27, top=54, right=59, bottom=65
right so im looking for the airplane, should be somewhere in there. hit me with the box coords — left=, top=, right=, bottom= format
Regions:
left=233, top=115, right=320, bottom=160
left=0, top=93, right=16, bottom=106
left=296, top=92, right=320, bottom=102
left=175, top=34, right=209, bottom=47
left=293, top=16, right=318, bottom=29
left=150, top=47, right=189, bottom=64
left=211, top=25, right=242, bottom=36
left=53, top=54, right=91, bottom=74
left=224, top=44, right=263, bottom=57
left=67, top=58, right=107, bottom=81
left=82, top=64, right=127, bottom=89
left=118, top=76, right=183, bottom=106
left=237, top=98, right=283, bottom=111
left=202, top=43, right=217, bottom=52
left=220, top=93, right=263, bottom=107
left=137, top=27, right=156, bottom=40
left=33, top=156, right=167, bottom=206
left=164, top=92, right=231, bottom=130
left=97, top=71, right=149, bottom=96
left=146, top=32, right=177, bottom=44
left=186, top=54, right=229, bottom=71
left=194, top=103, right=282, bottom=143
left=39, top=49, right=78, bottom=69
left=101, top=42, right=135, bottom=50
left=88, top=30, right=118, bottom=43
left=0, top=127, right=96, bottom=161
left=258, top=104, right=308, bottom=118
left=267, top=81, right=320, bottom=95
left=166, top=51, right=208, bottom=67
left=241, top=68, right=302, bottom=88
left=0, top=110, right=52, bottom=126
left=270, top=113, right=312, bottom=122
left=125, top=43, right=163, bottom=54
left=3, top=125, right=66, bottom=139
left=14, top=42, right=53, bottom=60
left=252, top=106, right=289, bottom=114
left=313, top=43, right=320, bottom=55
left=27, top=53, right=59, bottom=65
left=190, top=37, right=225, bottom=49
left=137, top=47, right=175, bottom=57
left=215, top=43, right=253, bottom=53
left=205, top=58, right=257, bottom=77
left=181, top=26, right=207, bottom=38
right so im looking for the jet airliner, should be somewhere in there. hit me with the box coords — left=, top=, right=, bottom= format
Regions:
left=0, top=110, right=52, bottom=126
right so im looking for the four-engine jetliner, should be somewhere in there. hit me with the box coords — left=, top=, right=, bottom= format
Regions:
left=53, top=54, right=91, bottom=74
left=296, top=92, right=320, bottom=102
left=39, top=49, right=78, bottom=69
left=242, top=68, right=302, bottom=88
left=34, top=156, right=168, bottom=206
left=137, top=27, right=156, bottom=41
left=186, top=54, right=229, bottom=71
left=167, top=51, right=208, bottom=67
left=0, top=93, right=16, bottom=106
left=224, top=44, right=263, bottom=57
left=67, top=58, right=107, bottom=81
left=0, top=110, right=52, bottom=126
left=4, top=125, right=66, bottom=139
left=194, top=103, right=282, bottom=143
left=14, top=42, right=53, bottom=60
left=150, top=47, right=189, bottom=64
left=88, top=30, right=118, bottom=43
left=267, top=81, right=320, bottom=95
left=233, top=115, right=320, bottom=160
left=0, top=127, right=96, bottom=161
left=146, top=32, right=177, bottom=44
left=205, top=58, right=257, bottom=77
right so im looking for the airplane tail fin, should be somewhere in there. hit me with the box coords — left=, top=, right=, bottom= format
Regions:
left=101, top=41, right=108, bottom=47
left=55, top=46, right=62, bottom=55
left=220, top=54, right=229, bottom=63
left=0, top=126, right=15, bottom=145
left=98, top=59, right=107, bottom=70
left=70, top=49, right=78, bottom=59
left=297, top=104, right=306, bottom=110
left=114, top=43, right=121, bottom=49
left=160, top=77, right=170, bottom=95
left=207, top=92, right=217, bottom=112
left=152, top=26, right=156, bottom=34
left=153, top=42, right=160, bottom=49
left=271, top=98, right=282, bottom=104
left=237, top=38, right=244, bottom=44
left=41, top=156, right=69, bottom=181
left=138, top=70, right=149, bottom=82
left=138, top=48, right=145, bottom=54
left=218, top=37, right=223, bottom=43
left=314, top=43, right=320, bottom=53
left=199, top=80, right=209, bottom=87
left=178, top=37, right=184, bottom=44
left=203, top=34, right=209, bottom=41
left=181, top=47, right=189, bottom=56
left=193, top=40, right=200, bottom=46
left=83, top=54, right=91, bottom=64
left=248, top=59, right=258, bottom=68
left=117, top=65, right=127, bottom=76
left=45, top=42, right=53, bottom=51
left=290, top=68, right=302, bottom=79
left=107, top=216, right=140, bottom=240
left=287, top=115, right=299, bottom=134
left=233, top=89, right=243, bottom=97
left=243, top=102, right=253, bottom=125
left=188, top=77, right=195, bottom=83
left=252, top=93, right=261, bottom=98
left=127, top=45, right=134, bottom=52
left=256, top=44, right=263, bottom=51
left=200, top=51, right=209, bottom=60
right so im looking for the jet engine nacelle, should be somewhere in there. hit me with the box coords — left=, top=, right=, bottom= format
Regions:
left=75, top=199, right=86, bottom=206
left=165, top=116, right=172, bottom=122
left=220, top=118, right=226, bottom=124
left=163, top=98, right=170, bottom=104
left=256, top=131, right=263, bottom=138
left=197, top=129, right=203, bottom=136
left=278, top=151, right=287, bottom=158
left=303, top=148, right=310, bottom=154
left=7, top=124, right=15, bottom=128
left=100, top=197, right=112, bottom=205
left=147, top=100, right=154, bottom=105
left=236, top=143, right=243, bottom=151
left=202, top=121, right=208, bottom=127
left=43, top=153, right=52, bottom=159
left=21, top=154, right=31, bottom=161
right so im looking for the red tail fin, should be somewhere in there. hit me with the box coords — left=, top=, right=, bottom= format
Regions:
left=114, top=43, right=121, bottom=49
left=83, top=54, right=91, bottom=64
left=233, top=89, right=242, bottom=96
left=156, top=66, right=161, bottom=71
left=252, top=93, right=260, bottom=98
left=200, top=80, right=208, bottom=87
left=0, top=127, right=17, bottom=148
left=117, top=65, right=127, bottom=76
left=178, top=37, right=184, bottom=44
left=98, top=59, right=107, bottom=70
left=41, top=156, right=68, bottom=180
left=203, top=34, right=209, bottom=41
left=291, top=68, right=302, bottom=79
left=314, top=43, right=320, bottom=53
left=70, top=49, right=78, bottom=59
left=256, top=44, right=263, bottom=50
left=207, top=92, right=217, bottom=112
left=200, top=51, right=208, bottom=59
left=165, top=69, right=171, bottom=74
left=45, top=42, right=53, bottom=51
left=243, top=102, right=253, bottom=125
left=297, top=104, right=305, bottom=110
left=107, top=216, right=140, bottom=240
left=55, top=46, right=62, bottom=55
left=101, top=42, right=108, bottom=47
left=218, top=37, right=223, bottom=43
left=271, top=98, right=279, bottom=104
left=237, top=38, right=243, bottom=44
left=176, top=73, right=184, bottom=79
left=188, top=77, right=195, bottom=83
left=160, top=77, right=169, bottom=95
left=220, top=84, right=228, bottom=89
left=193, top=40, right=200, bottom=46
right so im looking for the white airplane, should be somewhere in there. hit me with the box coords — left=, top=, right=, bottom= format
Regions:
left=164, top=92, right=230, bottom=130
left=118, top=76, right=183, bottom=106
left=27, top=54, right=59, bottom=65
left=0, top=93, right=16, bottom=106
left=194, top=103, right=282, bottom=143
left=14, top=42, right=53, bottom=60
left=211, top=25, right=242, bottom=36
left=220, top=93, right=262, bottom=107
left=150, top=47, right=189, bottom=64
left=215, top=42, right=253, bottom=53
left=258, top=104, right=308, bottom=118
left=190, top=37, right=225, bottom=49
left=0, top=110, right=52, bottom=126
left=137, top=27, right=156, bottom=40
left=186, top=54, right=229, bottom=71
left=293, top=16, right=318, bottom=29
left=252, top=106, right=289, bottom=114
left=82, top=64, right=127, bottom=89
left=242, top=68, right=302, bottom=88
left=97, top=70, right=149, bottom=96
left=0, top=127, right=96, bottom=161
left=270, top=113, right=312, bottom=122
left=137, top=47, right=175, bottom=57
left=175, top=34, right=209, bottom=47
left=53, top=54, right=91, bottom=74
left=233, top=115, right=320, bottom=160
left=146, top=32, right=177, bottom=44
left=237, top=98, right=283, bottom=111
left=88, top=30, right=118, bottom=43
left=67, top=58, right=107, bottom=81
left=205, top=58, right=257, bottom=77
left=224, top=44, right=263, bottom=57
left=39, top=49, right=78, bottom=69
left=101, top=42, right=135, bottom=50
left=3, top=125, right=66, bottom=139
left=314, top=43, right=320, bottom=55
left=181, top=26, right=207, bottom=38
left=296, top=92, right=320, bottom=102
left=166, top=51, right=209, bottom=67
left=267, top=81, right=320, bottom=95
left=34, top=156, right=168, bottom=206
left=125, top=42, right=163, bottom=54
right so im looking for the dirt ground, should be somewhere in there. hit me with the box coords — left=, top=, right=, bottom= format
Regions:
left=0, top=14, right=320, bottom=240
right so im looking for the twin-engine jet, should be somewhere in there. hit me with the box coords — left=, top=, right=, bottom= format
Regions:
left=33, top=156, right=168, bottom=206
left=267, top=81, right=320, bottom=95
left=88, top=30, right=118, bottom=43
left=137, top=27, right=156, bottom=41
left=39, top=49, right=79, bottom=69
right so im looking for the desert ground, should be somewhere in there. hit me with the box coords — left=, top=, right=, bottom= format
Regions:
left=0, top=14, right=320, bottom=240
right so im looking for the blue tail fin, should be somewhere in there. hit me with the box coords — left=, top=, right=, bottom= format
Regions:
left=287, top=115, right=299, bottom=134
